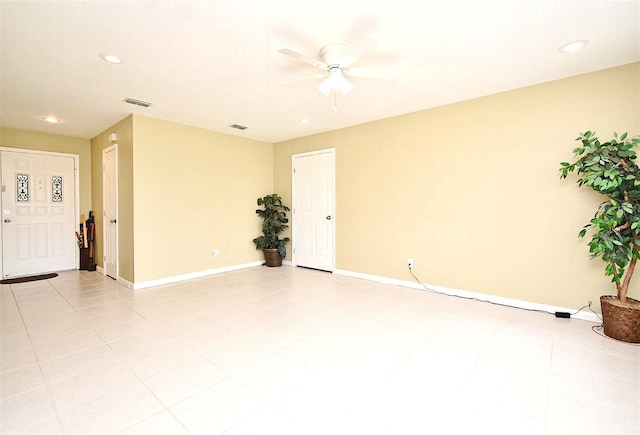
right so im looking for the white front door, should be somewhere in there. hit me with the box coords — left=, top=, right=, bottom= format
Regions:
left=1, top=150, right=77, bottom=278
left=103, top=146, right=118, bottom=279
left=292, top=148, right=335, bottom=271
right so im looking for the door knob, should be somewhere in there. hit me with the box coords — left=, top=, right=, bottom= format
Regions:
left=110, top=219, right=117, bottom=223
left=3, top=219, right=10, bottom=223
left=326, top=216, right=332, bottom=220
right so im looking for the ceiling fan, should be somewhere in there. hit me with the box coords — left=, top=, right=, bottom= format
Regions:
left=279, top=42, right=388, bottom=96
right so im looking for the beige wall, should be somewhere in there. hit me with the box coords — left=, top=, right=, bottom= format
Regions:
left=3, top=63, right=638, bottom=310
left=274, top=62, right=640, bottom=310
left=131, top=115, right=273, bottom=282
left=91, top=116, right=134, bottom=282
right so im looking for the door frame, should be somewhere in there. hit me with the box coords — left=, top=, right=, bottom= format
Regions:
left=291, top=147, right=336, bottom=271
left=0, top=147, right=80, bottom=276
left=102, top=144, right=118, bottom=279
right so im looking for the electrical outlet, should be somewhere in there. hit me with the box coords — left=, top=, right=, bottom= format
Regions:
left=407, top=258, right=414, bottom=268
left=213, top=249, right=220, bottom=257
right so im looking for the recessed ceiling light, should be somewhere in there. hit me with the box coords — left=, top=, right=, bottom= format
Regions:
left=42, top=116, right=60, bottom=123
left=100, top=53, right=123, bottom=64
left=299, top=118, right=310, bottom=124
left=559, top=40, right=589, bottom=53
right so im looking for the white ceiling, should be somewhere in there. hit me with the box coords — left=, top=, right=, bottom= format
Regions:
left=1, top=0, right=638, bottom=143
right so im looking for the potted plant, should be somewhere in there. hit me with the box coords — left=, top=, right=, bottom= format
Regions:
left=559, top=131, right=640, bottom=343
left=252, top=193, right=291, bottom=267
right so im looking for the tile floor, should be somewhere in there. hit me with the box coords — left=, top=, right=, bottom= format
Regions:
left=1, top=266, right=638, bottom=434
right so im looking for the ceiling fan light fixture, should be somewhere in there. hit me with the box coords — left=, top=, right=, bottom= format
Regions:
left=317, top=67, right=354, bottom=96
left=317, top=79, right=332, bottom=96
left=339, top=78, right=354, bottom=96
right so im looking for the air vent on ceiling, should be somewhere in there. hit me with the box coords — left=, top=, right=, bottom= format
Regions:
left=229, top=124, right=248, bottom=130
left=124, top=97, right=152, bottom=107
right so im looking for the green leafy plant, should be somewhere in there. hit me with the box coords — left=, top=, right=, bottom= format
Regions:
left=252, top=193, right=290, bottom=258
left=559, top=131, right=640, bottom=303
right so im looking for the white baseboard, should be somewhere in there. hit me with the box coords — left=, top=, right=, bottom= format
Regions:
left=334, top=268, right=601, bottom=324
left=118, top=276, right=134, bottom=289
left=93, top=265, right=133, bottom=289
left=131, top=261, right=264, bottom=290
left=95, top=261, right=601, bottom=324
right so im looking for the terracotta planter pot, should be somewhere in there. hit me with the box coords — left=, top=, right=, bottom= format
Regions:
left=263, top=248, right=283, bottom=267
left=600, top=295, right=640, bottom=343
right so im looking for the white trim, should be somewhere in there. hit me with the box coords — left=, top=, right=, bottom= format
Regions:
left=334, top=268, right=601, bottom=324
left=126, top=259, right=600, bottom=323
left=0, top=147, right=80, bottom=160
left=291, top=148, right=336, bottom=159
left=94, top=264, right=131, bottom=288
left=0, top=147, right=81, bottom=275
left=132, top=261, right=264, bottom=290
left=118, top=276, right=133, bottom=289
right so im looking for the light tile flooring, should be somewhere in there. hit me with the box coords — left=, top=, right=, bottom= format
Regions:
left=1, top=266, right=639, bottom=435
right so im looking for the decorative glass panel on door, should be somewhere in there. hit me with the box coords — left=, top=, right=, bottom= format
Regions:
left=16, top=174, right=29, bottom=202
left=52, top=176, right=63, bottom=202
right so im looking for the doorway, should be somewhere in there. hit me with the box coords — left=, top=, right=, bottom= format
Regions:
left=0, top=149, right=78, bottom=278
left=292, top=148, right=335, bottom=271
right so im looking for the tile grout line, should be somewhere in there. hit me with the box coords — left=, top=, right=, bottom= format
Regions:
left=8, top=280, right=67, bottom=433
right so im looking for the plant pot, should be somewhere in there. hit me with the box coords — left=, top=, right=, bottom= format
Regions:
left=600, top=295, right=640, bottom=343
left=263, top=248, right=283, bottom=267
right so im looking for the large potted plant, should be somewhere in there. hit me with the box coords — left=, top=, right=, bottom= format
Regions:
left=252, top=193, right=290, bottom=267
left=559, top=131, right=640, bottom=343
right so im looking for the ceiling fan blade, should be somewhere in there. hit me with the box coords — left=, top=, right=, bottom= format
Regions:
left=278, top=48, right=328, bottom=70
left=341, top=16, right=379, bottom=51
left=343, top=67, right=397, bottom=81
left=341, top=37, right=379, bottom=68
left=283, top=72, right=327, bottom=86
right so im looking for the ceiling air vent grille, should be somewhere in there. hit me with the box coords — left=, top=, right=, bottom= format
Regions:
left=230, top=124, right=248, bottom=130
left=124, top=97, right=152, bottom=107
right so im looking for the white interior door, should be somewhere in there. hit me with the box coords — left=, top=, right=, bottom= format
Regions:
left=103, top=146, right=118, bottom=279
left=1, top=150, right=77, bottom=278
left=292, top=149, right=335, bottom=271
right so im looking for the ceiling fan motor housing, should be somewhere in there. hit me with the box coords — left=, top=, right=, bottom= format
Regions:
left=319, top=43, right=351, bottom=65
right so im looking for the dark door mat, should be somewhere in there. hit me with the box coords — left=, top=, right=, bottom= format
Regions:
left=1, top=273, right=58, bottom=284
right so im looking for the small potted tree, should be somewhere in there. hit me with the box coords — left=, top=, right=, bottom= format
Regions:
left=559, top=131, right=640, bottom=342
left=252, top=193, right=290, bottom=267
